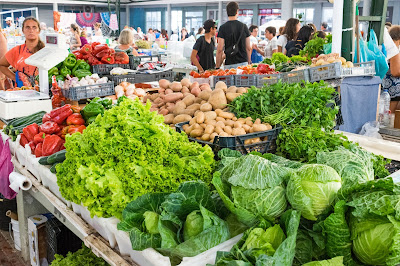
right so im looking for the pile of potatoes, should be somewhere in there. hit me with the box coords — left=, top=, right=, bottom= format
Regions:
left=143, top=78, right=249, bottom=126
left=311, top=53, right=354, bottom=68
left=183, top=110, right=273, bottom=144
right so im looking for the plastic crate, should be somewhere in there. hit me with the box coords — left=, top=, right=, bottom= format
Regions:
left=235, top=75, right=257, bottom=87
left=256, top=73, right=281, bottom=87
left=46, top=216, right=82, bottom=263
left=91, top=64, right=130, bottom=75
left=128, top=56, right=141, bottom=70
left=210, top=75, right=235, bottom=88
left=280, top=68, right=309, bottom=84
left=61, top=82, right=115, bottom=101
left=341, top=61, right=376, bottom=77
left=308, top=62, right=342, bottom=82
left=176, top=121, right=282, bottom=159
left=109, top=69, right=173, bottom=84
left=0, top=194, right=17, bottom=231
left=189, top=76, right=211, bottom=85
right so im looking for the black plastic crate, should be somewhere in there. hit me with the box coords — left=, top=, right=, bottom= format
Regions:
left=176, top=121, right=282, bottom=159
left=61, top=82, right=115, bottom=101
left=309, top=62, right=342, bottom=82
left=46, top=216, right=82, bottom=263
left=91, top=64, right=130, bottom=75
left=128, top=56, right=141, bottom=70
left=0, top=194, right=17, bottom=231
left=210, top=75, right=235, bottom=88
left=235, top=75, right=257, bottom=87
left=108, top=69, right=173, bottom=84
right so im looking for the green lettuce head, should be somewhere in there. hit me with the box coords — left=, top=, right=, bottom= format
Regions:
left=143, top=211, right=160, bottom=235
left=286, top=164, right=341, bottom=221
left=183, top=210, right=204, bottom=241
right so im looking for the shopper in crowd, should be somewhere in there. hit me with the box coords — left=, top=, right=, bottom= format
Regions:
left=115, top=29, right=140, bottom=56
left=386, top=22, right=392, bottom=30
left=316, top=30, right=326, bottom=39
left=191, top=19, right=217, bottom=73
left=286, top=25, right=314, bottom=57
left=94, top=22, right=102, bottom=36
left=249, top=25, right=262, bottom=63
left=4, top=17, right=15, bottom=32
left=277, top=26, right=285, bottom=39
left=321, top=22, right=329, bottom=32
left=277, top=18, right=300, bottom=54
left=154, top=29, right=161, bottom=39
left=69, top=23, right=82, bottom=52
left=216, top=2, right=251, bottom=68
left=0, top=17, right=44, bottom=85
left=137, top=27, right=145, bottom=39
left=80, top=28, right=88, bottom=47
left=253, top=26, right=278, bottom=59
left=196, top=27, right=205, bottom=40
left=181, top=28, right=189, bottom=41
left=0, top=26, right=7, bottom=90
left=147, top=28, right=156, bottom=42
left=383, top=25, right=400, bottom=113
left=190, top=28, right=195, bottom=37
left=161, top=29, right=169, bottom=41
left=308, top=23, right=317, bottom=33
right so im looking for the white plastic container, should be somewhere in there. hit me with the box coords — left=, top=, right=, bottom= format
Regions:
left=93, top=216, right=118, bottom=248
left=42, top=170, right=71, bottom=207
left=71, top=202, right=81, bottom=215
left=15, top=144, right=27, bottom=167
left=9, top=218, right=21, bottom=251
left=25, top=152, right=41, bottom=182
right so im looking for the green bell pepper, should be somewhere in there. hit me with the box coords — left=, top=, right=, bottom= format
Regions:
left=72, top=60, right=91, bottom=76
left=56, top=62, right=63, bottom=69
left=81, top=102, right=105, bottom=122
left=56, top=75, right=64, bottom=82
left=48, top=67, right=59, bottom=83
left=92, top=97, right=112, bottom=109
left=74, top=69, right=92, bottom=79
left=60, top=66, right=71, bottom=77
left=68, top=53, right=76, bottom=60
left=63, top=56, right=77, bottom=69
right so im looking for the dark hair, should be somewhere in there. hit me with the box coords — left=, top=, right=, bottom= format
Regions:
left=296, top=25, right=314, bottom=45
left=321, top=22, right=328, bottom=29
left=283, top=18, right=300, bottom=41
left=279, top=26, right=285, bottom=35
left=148, top=28, right=153, bottom=31
left=23, top=17, right=45, bottom=53
left=389, top=25, right=400, bottom=41
left=197, top=27, right=204, bottom=35
left=249, top=25, right=258, bottom=33
left=307, top=23, right=317, bottom=33
left=226, top=2, right=239, bottom=17
left=316, top=30, right=326, bottom=39
left=71, top=23, right=80, bottom=34
left=386, top=22, right=393, bottom=28
left=266, top=26, right=276, bottom=36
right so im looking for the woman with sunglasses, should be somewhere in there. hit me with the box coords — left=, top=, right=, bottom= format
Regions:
left=191, top=20, right=217, bottom=73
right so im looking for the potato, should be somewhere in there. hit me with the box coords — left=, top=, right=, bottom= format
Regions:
left=215, top=81, right=227, bottom=90
left=173, top=101, right=187, bottom=115
left=249, top=127, right=254, bottom=133
left=232, top=117, right=238, bottom=121
left=154, top=97, right=163, bottom=104
left=210, top=132, right=218, bottom=142
left=173, top=114, right=192, bottom=124
left=244, top=139, right=252, bottom=145
left=198, top=90, right=212, bottom=101
left=242, top=124, right=251, bottom=133
left=216, top=117, right=225, bottom=122
left=159, top=79, right=171, bottom=89
left=226, top=92, right=241, bottom=102
left=182, top=124, right=189, bottom=131
left=238, top=118, right=246, bottom=123
left=234, top=121, right=243, bottom=128
left=165, top=89, right=173, bottom=95
left=206, top=120, right=217, bottom=126
left=204, top=124, right=215, bottom=134
left=170, top=81, right=183, bottom=92
left=150, top=93, right=159, bottom=101
left=191, top=87, right=201, bottom=97
left=189, top=117, right=197, bottom=126
left=224, top=120, right=235, bottom=127
left=219, top=112, right=235, bottom=119
left=200, top=123, right=207, bottom=129
left=266, top=124, right=272, bottom=130
left=200, top=103, right=213, bottom=112
left=158, top=88, right=165, bottom=94
left=224, top=126, right=233, bottom=135
left=232, top=128, right=246, bottom=136
left=179, top=109, right=196, bottom=116
left=190, top=82, right=199, bottom=90
left=181, top=86, right=190, bottom=93
left=193, top=123, right=202, bottom=130
left=184, top=125, right=193, bottom=134
left=219, top=132, right=229, bottom=137
left=164, top=114, right=175, bottom=124
left=227, top=86, right=238, bottom=93
left=181, top=78, right=191, bottom=88
left=182, top=94, right=196, bottom=106
left=159, top=109, right=169, bottom=115
left=253, top=124, right=269, bottom=132
left=254, top=118, right=261, bottom=124
left=215, top=109, right=223, bottom=115
left=236, top=87, right=247, bottom=94
left=190, top=129, right=203, bottom=138
left=166, top=103, right=176, bottom=113
left=208, top=89, right=227, bottom=110
left=252, top=137, right=261, bottom=143
left=183, top=92, right=191, bottom=98
left=216, top=121, right=225, bottom=128
left=196, top=111, right=205, bottom=123
left=200, top=83, right=212, bottom=91
left=245, top=120, right=253, bottom=126
left=204, top=111, right=217, bottom=121
left=201, top=134, right=211, bottom=141
left=187, top=103, right=201, bottom=110
left=215, top=126, right=224, bottom=134
left=194, top=97, right=203, bottom=104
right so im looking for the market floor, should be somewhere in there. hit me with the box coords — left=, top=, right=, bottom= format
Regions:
left=0, top=229, right=28, bottom=266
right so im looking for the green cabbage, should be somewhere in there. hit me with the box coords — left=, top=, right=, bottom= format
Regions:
left=183, top=211, right=204, bottom=241
left=286, top=164, right=341, bottom=221
left=143, top=211, right=160, bottom=234
left=302, top=256, right=344, bottom=266
left=56, top=98, right=215, bottom=218
left=213, top=154, right=290, bottom=226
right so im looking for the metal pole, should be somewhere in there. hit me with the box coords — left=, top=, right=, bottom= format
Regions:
left=281, top=0, right=294, bottom=21
left=126, top=6, right=130, bottom=27
left=332, top=0, right=344, bottom=55
left=167, top=3, right=171, bottom=35
left=53, top=2, right=58, bottom=12
left=218, top=1, right=222, bottom=27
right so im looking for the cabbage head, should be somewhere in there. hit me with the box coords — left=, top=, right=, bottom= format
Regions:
left=286, top=164, right=341, bottom=221
left=183, top=210, right=204, bottom=241
left=213, top=154, right=290, bottom=226
left=302, top=256, right=344, bottom=266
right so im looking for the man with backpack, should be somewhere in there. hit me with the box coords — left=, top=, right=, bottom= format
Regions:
left=216, top=2, right=251, bottom=69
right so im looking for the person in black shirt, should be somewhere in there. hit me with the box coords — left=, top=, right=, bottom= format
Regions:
left=286, top=25, right=314, bottom=57
left=191, top=20, right=217, bottom=73
left=216, top=2, right=251, bottom=68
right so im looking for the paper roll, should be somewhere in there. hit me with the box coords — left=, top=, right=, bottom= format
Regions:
left=9, top=172, right=32, bottom=193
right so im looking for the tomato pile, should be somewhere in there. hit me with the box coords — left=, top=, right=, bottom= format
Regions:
left=190, top=64, right=277, bottom=78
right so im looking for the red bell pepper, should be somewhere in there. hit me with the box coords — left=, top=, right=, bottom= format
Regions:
left=49, top=105, right=73, bottom=124
left=42, top=113, right=51, bottom=123
left=101, top=55, right=115, bottom=64
left=39, top=121, right=61, bottom=134
left=66, top=113, right=85, bottom=125
left=115, top=52, right=129, bottom=64
left=42, top=135, right=64, bottom=156
left=20, top=133, right=29, bottom=147
left=80, top=44, right=92, bottom=55
left=88, top=54, right=101, bottom=66
left=93, top=44, right=109, bottom=56
left=28, top=141, right=36, bottom=154
left=71, top=105, right=82, bottom=113
left=33, top=133, right=46, bottom=144
left=95, top=48, right=112, bottom=59
left=67, top=125, right=86, bottom=134
left=91, top=42, right=101, bottom=51
left=23, top=123, right=39, bottom=142
left=73, top=51, right=84, bottom=60
left=35, top=143, right=43, bottom=157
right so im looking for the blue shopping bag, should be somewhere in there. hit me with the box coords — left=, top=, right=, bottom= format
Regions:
left=367, top=29, right=389, bottom=79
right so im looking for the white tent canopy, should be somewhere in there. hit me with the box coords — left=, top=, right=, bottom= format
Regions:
left=259, top=19, right=286, bottom=34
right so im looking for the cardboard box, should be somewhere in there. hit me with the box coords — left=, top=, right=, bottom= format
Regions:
left=28, top=215, right=48, bottom=266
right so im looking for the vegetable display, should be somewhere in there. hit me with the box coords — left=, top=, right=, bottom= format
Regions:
left=311, top=53, right=354, bottom=68
left=50, top=244, right=108, bottom=266
left=3, top=111, right=46, bottom=141
left=56, top=98, right=215, bottom=218
left=49, top=53, right=92, bottom=83
left=114, top=81, right=147, bottom=100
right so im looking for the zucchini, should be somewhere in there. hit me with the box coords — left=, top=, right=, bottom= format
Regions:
left=50, top=162, right=60, bottom=174
left=47, top=150, right=67, bottom=165
left=39, top=156, right=51, bottom=165
left=8, top=111, right=46, bottom=127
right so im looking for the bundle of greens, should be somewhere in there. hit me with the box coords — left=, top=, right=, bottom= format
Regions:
left=300, top=33, right=328, bottom=61
left=262, top=53, right=309, bottom=72
left=50, top=244, right=108, bottom=266
left=56, top=98, right=215, bottom=218
left=229, top=81, right=339, bottom=130
left=117, top=181, right=234, bottom=265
